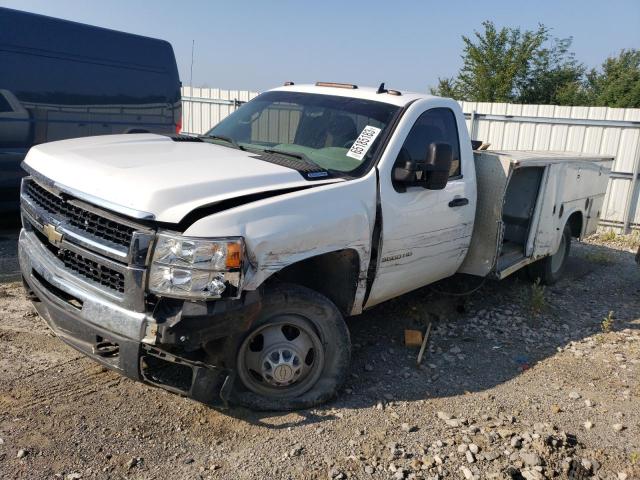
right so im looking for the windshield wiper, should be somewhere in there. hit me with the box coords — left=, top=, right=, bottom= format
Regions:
left=199, top=134, right=245, bottom=150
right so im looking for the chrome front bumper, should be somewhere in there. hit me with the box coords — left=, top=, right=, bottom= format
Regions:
left=19, top=227, right=150, bottom=376
left=19, top=228, right=149, bottom=341
left=19, top=228, right=235, bottom=404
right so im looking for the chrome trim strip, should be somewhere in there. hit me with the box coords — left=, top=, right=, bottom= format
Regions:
left=22, top=162, right=156, bottom=221
left=21, top=177, right=155, bottom=266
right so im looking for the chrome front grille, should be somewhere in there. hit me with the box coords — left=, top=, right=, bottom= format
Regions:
left=25, top=181, right=135, bottom=248
left=31, top=227, right=126, bottom=294
left=20, top=176, right=153, bottom=310
left=60, top=249, right=126, bottom=293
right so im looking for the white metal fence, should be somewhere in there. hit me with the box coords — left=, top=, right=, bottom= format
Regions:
left=181, top=86, right=640, bottom=233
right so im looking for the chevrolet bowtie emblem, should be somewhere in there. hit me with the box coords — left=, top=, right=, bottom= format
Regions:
left=43, top=223, right=63, bottom=245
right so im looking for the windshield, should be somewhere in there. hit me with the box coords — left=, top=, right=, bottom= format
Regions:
left=204, top=91, right=400, bottom=175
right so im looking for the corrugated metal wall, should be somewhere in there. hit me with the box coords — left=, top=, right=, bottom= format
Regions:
left=459, top=102, right=640, bottom=233
left=181, top=86, right=259, bottom=136
left=181, top=87, right=640, bottom=232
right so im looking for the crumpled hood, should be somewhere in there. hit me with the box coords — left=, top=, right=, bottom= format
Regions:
left=23, top=134, right=339, bottom=223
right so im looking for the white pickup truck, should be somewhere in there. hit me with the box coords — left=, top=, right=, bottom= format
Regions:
left=18, top=82, right=612, bottom=410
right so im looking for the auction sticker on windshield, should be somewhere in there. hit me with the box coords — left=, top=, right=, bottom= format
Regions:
left=347, top=125, right=382, bottom=161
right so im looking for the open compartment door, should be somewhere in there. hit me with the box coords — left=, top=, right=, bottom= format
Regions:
left=458, top=152, right=511, bottom=277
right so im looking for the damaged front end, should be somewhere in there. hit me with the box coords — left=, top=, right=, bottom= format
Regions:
left=18, top=175, right=261, bottom=407
left=140, top=294, right=262, bottom=406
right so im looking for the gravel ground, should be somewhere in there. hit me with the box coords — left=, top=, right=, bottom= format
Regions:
left=0, top=226, right=19, bottom=283
left=0, top=236, right=638, bottom=480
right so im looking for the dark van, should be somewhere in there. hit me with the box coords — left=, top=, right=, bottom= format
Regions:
left=0, top=7, right=182, bottom=212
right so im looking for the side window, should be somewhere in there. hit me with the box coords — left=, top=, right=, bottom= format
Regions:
left=0, top=95, right=13, bottom=113
left=399, top=107, right=461, bottom=178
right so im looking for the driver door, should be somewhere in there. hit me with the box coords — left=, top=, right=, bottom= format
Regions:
left=366, top=106, right=475, bottom=307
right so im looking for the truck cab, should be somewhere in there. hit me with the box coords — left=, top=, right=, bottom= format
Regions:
left=18, top=83, right=611, bottom=410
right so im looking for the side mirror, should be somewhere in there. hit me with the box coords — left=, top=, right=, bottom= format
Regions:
left=424, top=142, right=453, bottom=190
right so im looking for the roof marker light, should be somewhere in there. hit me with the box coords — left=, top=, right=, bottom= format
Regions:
left=315, top=82, right=358, bottom=89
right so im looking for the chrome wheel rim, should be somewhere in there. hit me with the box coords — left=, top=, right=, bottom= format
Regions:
left=237, top=316, right=325, bottom=398
left=551, top=233, right=567, bottom=273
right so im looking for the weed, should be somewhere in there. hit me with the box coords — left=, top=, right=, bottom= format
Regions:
left=585, top=251, right=613, bottom=265
left=530, top=278, right=545, bottom=314
left=631, top=451, right=639, bottom=465
left=601, top=311, right=615, bottom=333
left=599, top=230, right=617, bottom=242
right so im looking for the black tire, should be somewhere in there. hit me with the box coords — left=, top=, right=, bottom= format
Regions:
left=224, top=284, right=351, bottom=411
left=527, top=224, right=571, bottom=285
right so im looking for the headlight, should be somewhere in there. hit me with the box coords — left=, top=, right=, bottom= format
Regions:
left=148, top=233, right=243, bottom=299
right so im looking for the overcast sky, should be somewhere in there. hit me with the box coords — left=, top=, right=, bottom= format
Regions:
left=2, top=0, right=639, bottom=92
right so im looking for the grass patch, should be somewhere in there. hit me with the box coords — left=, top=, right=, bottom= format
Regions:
left=585, top=251, right=613, bottom=265
left=601, top=311, right=615, bottom=333
left=529, top=278, right=546, bottom=314
left=598, top=229, right=617, bottom=242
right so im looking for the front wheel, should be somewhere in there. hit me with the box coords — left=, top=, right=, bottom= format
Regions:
left=225, top=284, right=351, bottom=411
left=527, top=224, right=571, bottom=285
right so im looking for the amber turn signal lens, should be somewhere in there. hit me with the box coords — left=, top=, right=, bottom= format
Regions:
left=226, top=242, right=242, bottom=269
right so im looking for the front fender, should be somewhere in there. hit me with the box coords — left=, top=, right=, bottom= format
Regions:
left=183, top=173, right=378, bottom=311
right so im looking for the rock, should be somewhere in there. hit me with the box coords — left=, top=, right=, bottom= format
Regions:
left=290, top=444, right=304, bottom=456
left=521, top=469, right=544, bottom=480
left=583, top=421, right=594, bottom=430
left=329, top=468, right=344, bottom=479
left=466, top=450, right=475, bottom=463
left=581, top=459, right=593, bottom=472
left=66, top=474, right=82, bottom=480
left=16, top=449, right=27, bottom=459
left=126, top=457, right=140, bottom=469
left=468, top=443, right=479, bottom=454
left=460, top=466, right=474, bottom=479
left=364, top=364, right=374, bottom=372
left=401, top=423, right=416, bottom=433
left=511, top=436, right=523, bottom=448
left=364, top=465, right=374, bottom=474
left=457, top=444, right=469, bottom=453
left=0, top=438, right=4, bottom=445
left=550, top=404, right=562, bottom=414
left=584, top=399, right=594, bottom=407
left=612, top=423, right=625, bottom=432
left=445, top=419, right=462, bottom=428
left=568, top=391, right=581, bottom=400
left=484, top=451, right=500, bottom=461
left=393, top=469, right=406, bottom=480
left=410, top=458, right=421, bottom=470
left=617, top=473, right=628, bottom=480
left=519, top=452, right=542, bottom=466
left=421, top=456, right=435, bottom=468
left=436, top=411, right=453, bottom=421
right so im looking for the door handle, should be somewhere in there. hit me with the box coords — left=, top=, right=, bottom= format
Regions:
left=449, top=198, right=469, bottom=207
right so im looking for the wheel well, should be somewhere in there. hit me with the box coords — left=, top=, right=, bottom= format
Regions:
left=270, top=249, right=360, bottom=316
left=567, top=211, right=583, bottom=238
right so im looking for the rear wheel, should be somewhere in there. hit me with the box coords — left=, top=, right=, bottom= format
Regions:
left=527, top=224, right=571, bottom=285
left=225, top=284, right=351, bottom=411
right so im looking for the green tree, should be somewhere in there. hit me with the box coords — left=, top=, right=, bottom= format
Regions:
left=431, top=21, right=585, bottom=105
left=429, top=77, right=460, bottom=98
left=518, top=37, right=587, bottom=105
left=586, top=49, right=640, bottom=108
